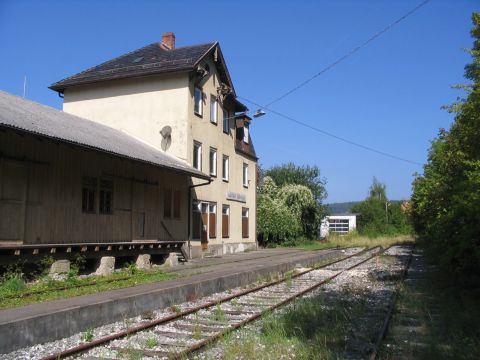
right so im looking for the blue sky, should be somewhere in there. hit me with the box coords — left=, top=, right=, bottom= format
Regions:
left=0, top=0, right=477, bottom=203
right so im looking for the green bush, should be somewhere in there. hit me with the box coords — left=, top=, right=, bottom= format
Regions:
left=0, top=272, right=25, bottom=300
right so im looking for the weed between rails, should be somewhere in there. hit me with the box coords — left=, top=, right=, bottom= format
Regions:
left=209, top=290, right=369, bottom=360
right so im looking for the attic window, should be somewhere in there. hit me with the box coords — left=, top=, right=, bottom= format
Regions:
left=133, top=57, right=144, bottom=63
left=244, top=123, right=249, bottom=144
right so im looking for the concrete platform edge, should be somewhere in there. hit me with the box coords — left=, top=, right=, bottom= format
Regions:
left=0, top=250, right=338, bottom=354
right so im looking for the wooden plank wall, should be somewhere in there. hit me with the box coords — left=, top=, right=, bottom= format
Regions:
left=0, top=129, right=190, bottom=244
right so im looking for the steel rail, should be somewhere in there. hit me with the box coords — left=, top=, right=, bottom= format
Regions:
left=369, top=247, right=414, bottom=360
left=40, top=246, right=379, bottom=360
left=171, top=246, right=386, bottom=359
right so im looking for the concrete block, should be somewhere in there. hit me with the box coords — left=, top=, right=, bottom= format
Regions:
left=136, top=254, right=151, bottom=270
left=49, top=260, right=70, bottom=277
left=95, top=256, right=115, bottom=276
left=163, top=253, right=178, bottom=267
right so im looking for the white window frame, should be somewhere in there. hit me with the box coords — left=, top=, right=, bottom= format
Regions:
left=193, top=141, right=202, bottom=171
left=243, top=163, right=249, bottom=188
left=243, top=123, right=249, bottom=143
left=194, top=87, right=203, bottom=116
left=222, top=204, right=230, bottom=238
left=223, top=108, right=229, bottom=134
left=222, top=155, right=229, bottom=181
left=210, top=95, right=218, bottom=124
left=209, top=147, right=217, bottom=176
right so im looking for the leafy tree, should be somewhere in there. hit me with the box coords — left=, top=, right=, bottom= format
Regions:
left=257, top=194, right=300, bottom=246
left=368, top=177, right=387, bottom=202
left=278, top=184, right=321, bottom=239
left=257, top=176, right=320, bottom=245
left=351, top=178, right=411, bottom=237
left=411, top=13, right=480, bottom=282
left=264, top=163, right=327, bottom=203
left=257, top=177, right=301, bottom=245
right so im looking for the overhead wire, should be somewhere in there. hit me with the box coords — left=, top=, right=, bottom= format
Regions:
left=239, top=96, right=423, bottom=166
left=264, top=0, right=431, bottom=107
left=240, top=0, right=430, bottom=166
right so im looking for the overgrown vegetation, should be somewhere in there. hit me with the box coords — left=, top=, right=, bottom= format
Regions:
left=0, top=259, right=178, bottom=309
left=215, top=289, right=369, bottom=360
left=411, top=13, right=480, bottom=285
left=286, top=233, right=413, bottom=251
left=351, top=177, right=412, bottom=237
left=258, top=163, right=327, bottom=246
left=379, top=258, right=480, bottom=359
left=82, top=327, right=94, bottom=342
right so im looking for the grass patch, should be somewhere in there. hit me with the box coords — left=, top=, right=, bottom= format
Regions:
left=144, top=334, right=158, bottom=349
left=212, top=289, right=369, bottom=360
left=0, top=268, right=178, bottom=310
left=380, top=256, right=480, bottom=360
left=82, top=327, right=94, bottom=342
left=283, top=233, right=414, bottom=251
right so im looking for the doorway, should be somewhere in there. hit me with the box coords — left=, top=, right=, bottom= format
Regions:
left=192, top=200, right=216, bottom=251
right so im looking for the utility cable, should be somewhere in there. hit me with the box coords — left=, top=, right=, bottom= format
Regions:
left=239, top=96, right=423, bottom=166
left=264, top=0, right=430, bottom=107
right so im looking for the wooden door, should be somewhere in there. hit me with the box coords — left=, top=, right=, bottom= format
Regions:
left=0, top=160, right=27, bottom=243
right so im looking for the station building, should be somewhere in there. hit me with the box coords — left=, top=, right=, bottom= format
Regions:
left=46, top=32, right=258, bottom=258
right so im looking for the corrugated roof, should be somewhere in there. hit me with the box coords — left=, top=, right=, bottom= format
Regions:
left=0, top=91, right=209, bottom=180
left=49, top=42, right=216, bottom=91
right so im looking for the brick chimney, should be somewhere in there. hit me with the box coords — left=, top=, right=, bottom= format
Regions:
left=161, top=32, right=175, bottom=50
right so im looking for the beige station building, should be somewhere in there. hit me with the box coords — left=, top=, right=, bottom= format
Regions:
left=42, top=32, right=259, bottom=258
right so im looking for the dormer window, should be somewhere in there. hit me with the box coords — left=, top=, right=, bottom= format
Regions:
left=194, top=87, right=203, bottom=116
left=243, top=123, right=249, bottom=144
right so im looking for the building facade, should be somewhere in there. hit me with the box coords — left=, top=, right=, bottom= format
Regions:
left=320, top=214, right=358, bottom=238
left=0, top=91, right=206, bottom=253
left=50, top=33, right=258, bottom=257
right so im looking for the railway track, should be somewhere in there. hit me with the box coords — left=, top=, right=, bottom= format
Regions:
left=37, top=246, right=386, bottom=360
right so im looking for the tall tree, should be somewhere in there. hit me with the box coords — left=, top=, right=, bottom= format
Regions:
left=411, top=13, right=480, bottom=282
left=264, top=163, right=327, bottom=203
left=352, top=178, right=411, bottom=237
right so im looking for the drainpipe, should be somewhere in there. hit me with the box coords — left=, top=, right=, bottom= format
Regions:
left=187, top=178, right=212, bottom=259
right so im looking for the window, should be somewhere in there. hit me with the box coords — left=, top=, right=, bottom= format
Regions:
left=328, top=219, right=350, bottom=234
left=222, top=155, right=229, bottom=181
left=194, top=87, right=203, bottom=116
left=243, top=123, right=249, bottom=143
left=242, top=208, right=249, bottom=238
left=222, top=205, right=230, bottom=238
left=164, top=188, right=172, bottom=218
left=99, top=180, right=113, bottom=214
left=209, top=203, right=217, bottom=238
left=210, top=96, right=218, bottom=124
left=193, top=142, right=202, bottom=171
left=173, top=190, right=181, bottom=219
left=82, top=177, right=96, bottom=213
left=243, top=163, right=249, bottom=188
left=209, top=148, right=217, bottom=176
left=223, top=108, right=229, bottom=134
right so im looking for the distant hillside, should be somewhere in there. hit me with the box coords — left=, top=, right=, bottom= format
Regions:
left=326, top=202, right=359, bottom=214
